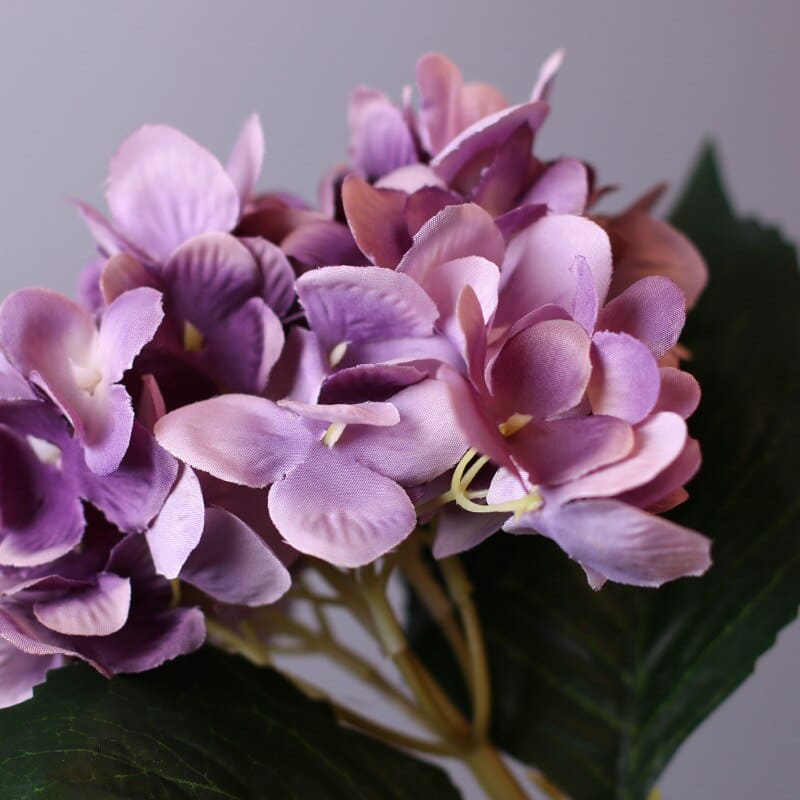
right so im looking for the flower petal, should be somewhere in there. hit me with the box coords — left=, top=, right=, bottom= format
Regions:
left=100, top=253, right=160, bottom=305
left=523, top=158, right=588, bottom=214
left=432, top=504, right=506, bottom=559
left=240, top=237, right=296, bottom=318
left=0, top=639, right=61, bottom=708
left=319, top=364, right=426, bottom=404
left=278, top=398, right=399, bottom=427
left=226, top=114, right=264, bottom=207
left=653, top=367, right=701, bottom=418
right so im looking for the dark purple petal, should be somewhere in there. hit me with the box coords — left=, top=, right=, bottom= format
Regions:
left=319, top=364, right=426, bottom=404
left=106, top=125, right=239, bottom=262
left=181, top=508, right=291, bottom=606
left=588, top=331, right=660, bottom=423
left=404, top=187, right=464, bottom=236
left=240, top=236, right=296, bottom=318
left=494, top=203, right=548, bottom=243
left=268, top=449, right=416, bottom=567
left=155, top=395, right=316, bottom=487
left=226, top=114, right=264, bottom=207
left=470, top=125, right=533, bottom=215
left=281, top=219, right=366, bottom=270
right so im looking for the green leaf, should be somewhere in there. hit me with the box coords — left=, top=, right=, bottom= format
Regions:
left=0, top=647, right=459, bottom=800
left=411, top=146, right=800, bottom=800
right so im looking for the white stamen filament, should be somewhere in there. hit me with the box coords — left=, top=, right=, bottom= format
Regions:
left=329, top=341, right=349, bottom=367
left=26, top=435, right=62, bottom=467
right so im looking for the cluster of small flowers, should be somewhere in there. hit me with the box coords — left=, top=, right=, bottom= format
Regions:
left=0, top=52, right=711, bottom=706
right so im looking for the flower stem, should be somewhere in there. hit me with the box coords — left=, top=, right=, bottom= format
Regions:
left=464, top=739, right=530, bottom=800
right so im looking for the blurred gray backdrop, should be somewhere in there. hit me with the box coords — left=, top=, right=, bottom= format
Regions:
left=1, top=1, right=797, bottom=798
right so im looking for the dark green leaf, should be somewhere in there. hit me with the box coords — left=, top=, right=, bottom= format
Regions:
left=0, top=647, right=459, bottom=800
left=411, top=146, right=800, bottom=799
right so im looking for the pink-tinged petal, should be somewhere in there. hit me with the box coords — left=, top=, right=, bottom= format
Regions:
left=532, top=499, right=711, bottom=587
left=605, top=212, right=708, bottom=309
left=510, top=415, right=634, bottom=486
left=33, top=573, right=131, bottom=637
left=530, top=48, right=565, bottom=101
left=240, top=237, right=296, bottom=318
left=597, top=276, right=686, bottom=359
left=336, top=378, right=467, bottom=485
left=77, top=258, right=105, bottom=314
left=571, top=255, right=599, bottom=334
left=416, top=53, right=507, bottom=154
left=494, top=203, right=548, bottom=243
left=296, top=265, right=439, bottom=349
left=98, top=286, right=163, bottom=384
left=588, top=331, right=660, bottom=423
left=553, top=411, right=688, bottom=503
left=154, top=395, right=315, bottom=487
left=81, top=384, right=136, bottom=476
left=497, top=214, right=612, bottom=328
left=181, top=507, right=291, bottom=606
left=433, top=504, right=506, bottom=559
left=619, top=437, right=701, bottom=511
left=653, top=367, right=701, bottom=418
left=100, top=253, right=159, bottom=305
left=404, top=187, right=464, bottom=236
left=342, top=175, right=411, bottom=267
left=397, top=203, right=505, bottom=284
left=226, top=114, right=264, bottom=207
left=490, top=319, right=592, bottom=420
left=281, top=219, right=366, bottom=270
left=279, top=398, right=399, bottom=427
left=319, top=364, right=426, bottom=405
left=266, top=327, right=327, bottom=404
left=342, top=335, right=463, bottom=372
left=469, top=125, right=533, bottom=215
left=106, top=125, right=239, bottom=262
left=0, top=353, right=35, bottom=401
left=0, top=639, right=62, bottom=708
left=432, top=101, right=549, bottom=183
left=145, top=464, right=205, bottom=579
left=268, top=450, right=415, bottom=567
left=348, top=86, right=417, bottom=178
left=137, top=373, right=166, bottom=432
left=73, top=201, right=130, bottom=257
left=457, top=287, right=490, bottom=392
left=375, top=164, right=445, bottom=193
left=523, top=158, right=589, bottom=214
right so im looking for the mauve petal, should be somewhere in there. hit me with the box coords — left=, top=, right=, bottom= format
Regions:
left=266, top=327, right=327, bottom=404
left=588, top=331, right=660, bottom=423
left=296, top=265, right=439, bottom=349
left=496, top=214, right=612, bottom=329
left=81, top=383, right=136, bottom=476
left=404, top=187, right=464, bottom=236
left=653, top=367, right=701, bottom=418
left=606, top=212, right=708, bottom=309
left=240, top=237, right=296, bottom=317
left=106, top=125, right=239, bottom=262
left=553, top=412, right=688, bottom=503
left=74, top=201, right=124, bottom=256
left=342, top=335, right=463, bottom=372
left=0, top=608, right=76, bottom=660
left=456, top=287, right=490, bottom=392
left=0, top=639, right=62, bottom=708
left=597, top=276, right=686, bottom=359
left=342, top=175, right=412, bottom=268
left=100, top=253, right=160, bottom=305
left=397, top=203, right=505, bottom=284
left=33, top=573, right=131, bottom=636
left=522, top=158, right=588, bottom=214
left=278, top=398, right=399, bottom=427
left=77, top=258, right=105, bottom=314
left=98, top=286, right=163, bottom=384
left=0, top=354, right=35, bottom=401
left=337, top=378, right=467, bottom=485
left=375, top=164, right=446, bottom=193
left=571, top=255, right=599, bottom=335
left=181, top=508, right=291, bottom=606
left=490, top=319, right=592, bottom=420
left=510, top=415, right=634, bottom=486
left=268, top=450, right=415, bottom=567
left=348, top=86, right=417, bottom=178
left=432, top=504, right=506, bottom=559
left=530, top=48, right=565, bottom=101
left=532, top=499, right=711, bottom=587
left=226, top=114, right=264, bottom=207
left=155, top=395, right=315, bottom=487
left=469, top=126, right=533, bottom=215
left=282, top=220, right=366, bottom=270
left=432, top=101, right=549, bottom=183
left=494, top=203, right=548, bottom=243
left=319, top=364, right=426, bottom=404
left=137, top=373, right=166, bottom=432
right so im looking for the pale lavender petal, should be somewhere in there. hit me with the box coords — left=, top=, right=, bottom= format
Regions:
left=571, top=255, right=599, bottom=334
left=106, top=125, right=239, bottom=262
left=432, top=102, right=549, bottom=183
left=296, top=265, right=439, bottom=349
left=144, top=465, right=204, bottom=579
left=532, top=499, right=711, bottom=587
left=98, top=286, right=164, bottom=383
left=0, top=353, right=35, bottom=401
left=497, top=214, right=612, bottom=328
left=240, top=236, right=296, bottom=317
left=181, top=507, right=291, bottom=606
left=653, top=367, right=701, bottom=418
left=342, top=175, right=411, bottom=267
left=266, top=327, right=327, bottom=404
left=100, top=253, right=160, bottom=305
left=522, top=158, right=588, bottom=214
left=319, top=364, right=426, bottom=404
left=348, top=86, right=417, bottom=178
left=432, top=504, right=506, bottom=559
left=588, top=331, right=660, bottom=423
left=77, top=258, right=105, bottom=314
left=553, top=412, right=688, bottom=503
left=530, top=48, right=565, bottom=101
left=397, top=203, right=505, bottom=284
left=278, top=398, right=399, bottom=427
left=226, top=114, right=264, bottom=207
left=337, top=378, right=467, bottom=485
left=268, top=449, right=416, bottom=567
left=0, top=639, right=62, bottom=708
left=33, top=573, right=131, bottom=636
left=73, top=201, right=127, bottom=257
left=490, top=319, right=592, bottom=420
left=342, top=334, right=463, bottom=371
left=375, top=164, right=446, bottom=193
left=155, top=395, right=316, bottom=487
left=82, top=384, right=136, bottom=476
left=596, top=276, right=686, bottom=359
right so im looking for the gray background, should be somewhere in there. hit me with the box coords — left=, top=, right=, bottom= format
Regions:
left=1, top=1, right=798, bottom=797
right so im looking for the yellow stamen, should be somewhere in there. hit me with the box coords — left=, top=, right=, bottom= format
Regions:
left=169, top=578, right=182, bottom=608
left=183, top=321, right=204, bottom=353
left=322, top=422, right=346, bottom=448
left=498, top=413, right=532, bottom=437
left=329, top=341, right=349, bottom=367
